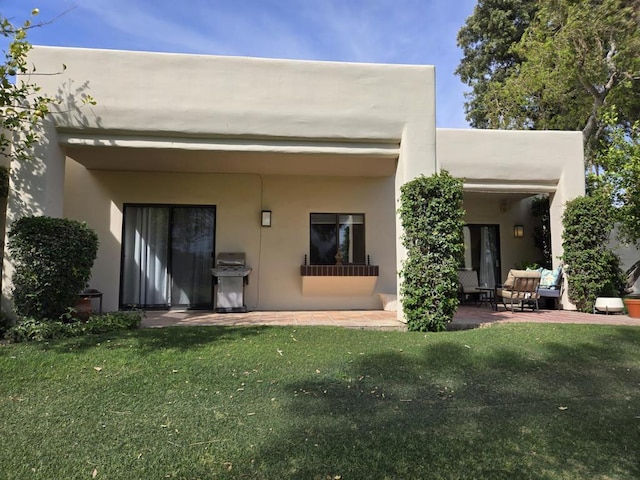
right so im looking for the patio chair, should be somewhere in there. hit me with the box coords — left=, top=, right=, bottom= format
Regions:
left=457, top=269, right=482, bottom=305
left=495, top=269, right=541, bottom=312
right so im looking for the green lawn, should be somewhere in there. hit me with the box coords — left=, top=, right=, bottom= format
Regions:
left=1, top=324, right=639, bottom=479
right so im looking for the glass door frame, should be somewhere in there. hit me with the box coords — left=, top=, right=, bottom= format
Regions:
left=461, top=223, right=502, bottom=288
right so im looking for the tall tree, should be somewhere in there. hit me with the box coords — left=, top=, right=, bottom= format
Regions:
left=456, top=0, right=538, bottom=128
left=593, top=108, right=640, bottom=246
left=0, top=8, right=94, bottom=196
left=457, top=0, right=640, bottom=169
left=0, top=9, right=58, bottom=164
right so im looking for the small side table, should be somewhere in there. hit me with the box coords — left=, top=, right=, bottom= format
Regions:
left=477, top=287, right=495, bottom=309
left=79, top=289, right=103, bottom=314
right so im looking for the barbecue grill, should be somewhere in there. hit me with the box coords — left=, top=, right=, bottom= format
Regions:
left=210, top=252, right=251, bottom=313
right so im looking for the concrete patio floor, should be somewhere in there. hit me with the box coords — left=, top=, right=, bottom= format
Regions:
left=141, top=305, right=640, bottom=330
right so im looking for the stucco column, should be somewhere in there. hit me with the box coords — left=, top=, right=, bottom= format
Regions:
left=2, top=123, right=66, bottom=313
left=550, top=167, right=585, bottom=311
left=395, top=124, right=437, bottom=321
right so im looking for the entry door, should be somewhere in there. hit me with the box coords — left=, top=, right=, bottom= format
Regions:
left=121, top=205, right=216, bottom=309
left=462, top=225, right=501, bottom=287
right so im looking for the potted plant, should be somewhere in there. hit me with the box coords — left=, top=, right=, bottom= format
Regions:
left=74, top=294, right=93, bottom=322
left=623, top=294, right=640, bottom=318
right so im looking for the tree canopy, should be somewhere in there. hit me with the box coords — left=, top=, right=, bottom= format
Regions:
left=455, top=0, right=537, bottom=129
left=592, top=108, right=640, bottom=246
left=457, top=0, right=640, bottom=169
left=0, top=9, right=57, bottom=164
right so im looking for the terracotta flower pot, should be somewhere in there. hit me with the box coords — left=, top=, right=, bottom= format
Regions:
left=623, top=297, right=640, bottom=318
left=74, top=296, right=93, bottom=322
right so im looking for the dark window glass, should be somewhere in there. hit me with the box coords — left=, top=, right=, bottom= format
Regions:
left=310, top=213, right=365, bottom=265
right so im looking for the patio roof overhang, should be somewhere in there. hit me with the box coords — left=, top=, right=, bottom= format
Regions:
left=59, top=132, right=400, bottom=177
left=462, top=184, right=557, bottom=215
left=463, top=179, right=557, bottom=195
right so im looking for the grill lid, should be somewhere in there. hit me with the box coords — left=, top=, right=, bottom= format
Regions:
left=210, top=266, right=252, bottom=277
left=216, top=252, right=246, bottom=267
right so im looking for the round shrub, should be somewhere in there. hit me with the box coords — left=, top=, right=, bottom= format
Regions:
left=8, top=216, right=99, bottom=320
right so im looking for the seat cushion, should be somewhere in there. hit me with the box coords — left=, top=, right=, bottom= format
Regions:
left=503, top=269, right=540, bottom=289
left=538, top=288, right=561, bottom=298
left=503, top=271, right=515, bottom=289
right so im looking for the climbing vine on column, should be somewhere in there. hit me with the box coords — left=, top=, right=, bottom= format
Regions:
left=562, top=195, right=625, bottom=312
left=399, top=170, right=465, bottom=331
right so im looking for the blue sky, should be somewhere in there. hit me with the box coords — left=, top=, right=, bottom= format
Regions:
left=2, top=0, right=477, bottom=127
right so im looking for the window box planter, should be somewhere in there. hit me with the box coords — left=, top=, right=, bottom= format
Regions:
left=300, top=265, right=379, bottom=296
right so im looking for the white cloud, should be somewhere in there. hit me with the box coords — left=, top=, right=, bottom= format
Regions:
left=70, top=0, right=232, bottom=53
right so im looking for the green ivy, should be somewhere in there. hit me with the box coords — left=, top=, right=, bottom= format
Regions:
left=399, top=171, right=465, bottom=332
left=561, top=195, right=625, bottom=312
left=8, top=216, right=99, bottom=320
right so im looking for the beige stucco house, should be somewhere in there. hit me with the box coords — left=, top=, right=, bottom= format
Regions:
left=1, top=46, right=585, bottom=318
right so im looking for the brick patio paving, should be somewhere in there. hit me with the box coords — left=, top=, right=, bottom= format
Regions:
left=141, top=305, right=640, bottom=330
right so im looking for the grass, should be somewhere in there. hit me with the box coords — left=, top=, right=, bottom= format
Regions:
left=1, top=324, right=639, bottom=479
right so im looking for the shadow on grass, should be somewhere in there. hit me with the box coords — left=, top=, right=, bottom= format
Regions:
left=251, top=327, right=640, bottom=479
left=30, top=325, right=266, bottom=355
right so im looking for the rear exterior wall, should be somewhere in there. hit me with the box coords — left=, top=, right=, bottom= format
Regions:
left=63, top=159, right=397, bottom=312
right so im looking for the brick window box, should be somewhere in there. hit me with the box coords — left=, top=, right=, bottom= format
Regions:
left=300, top=265, right=379, bottom=277
left=300, top=265, right=379, bottom=296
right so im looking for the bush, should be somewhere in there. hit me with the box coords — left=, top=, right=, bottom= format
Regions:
left=562, top=195, right=626, bottom=312
left=399, top=171, right=465, bottom=331
left=4, top=311, right=142, bottom=343
left=8, top=216, right=99, bottom=320
left=4, top=317, right=67, bottom=342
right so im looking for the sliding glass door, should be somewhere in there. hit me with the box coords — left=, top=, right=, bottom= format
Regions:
left=170, top=207, right=216, bottom=308
left=121, top=205, right=215, bottom=309
left=462, top=225, right=501, bottom=288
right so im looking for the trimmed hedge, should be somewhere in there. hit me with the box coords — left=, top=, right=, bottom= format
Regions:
left=562, top=195, right=625, bottom=312
left=399, top=171, right=465, bottom=331
left=8, top=216, right=99, bottom=320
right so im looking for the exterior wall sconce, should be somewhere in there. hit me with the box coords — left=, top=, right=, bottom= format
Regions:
left=514, top=224, right=524, bottom=238
left=261, top=210, right=272, bottom=227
